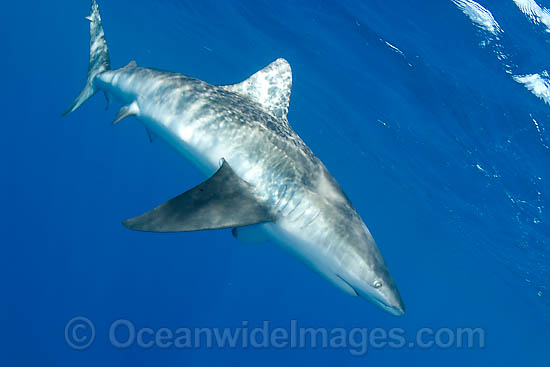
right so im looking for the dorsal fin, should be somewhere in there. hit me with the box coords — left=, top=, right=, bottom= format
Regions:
left=223, top=58, right=292, bottom=119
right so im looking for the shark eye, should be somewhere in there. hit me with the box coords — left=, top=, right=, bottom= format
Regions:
left=373, top=280, right=382, bottom=289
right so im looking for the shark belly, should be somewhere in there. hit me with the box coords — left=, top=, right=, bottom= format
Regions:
left=263, top=216, right=361, bottom=297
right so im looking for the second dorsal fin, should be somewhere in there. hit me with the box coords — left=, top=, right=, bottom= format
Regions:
left=124, top=60, right=137, bottom=68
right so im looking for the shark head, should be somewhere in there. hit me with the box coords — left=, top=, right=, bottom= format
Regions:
left=330, top=220, right=405, bottom=316
left=356, top=269, right=405, bottom=317
left=308, top=167, right=405, bottom=316
left=338, top=260, right=405, bottom=316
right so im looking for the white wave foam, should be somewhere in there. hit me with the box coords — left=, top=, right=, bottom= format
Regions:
left=513, top=72, right=550, bottom=104
left=452, top=0, right=503, bottom=35
left=513, top=0, right=550, bottom=32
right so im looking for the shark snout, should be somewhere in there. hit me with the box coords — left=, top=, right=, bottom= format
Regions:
left=372, top=286, right=405, bottom=316
left=340, top=272, right=405, bottom=317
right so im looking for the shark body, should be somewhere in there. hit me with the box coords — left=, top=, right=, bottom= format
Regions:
left=65, top=0, right=405, bottom=316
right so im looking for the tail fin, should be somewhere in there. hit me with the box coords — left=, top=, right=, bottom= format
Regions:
left=63, top=0, right=111, bottom=116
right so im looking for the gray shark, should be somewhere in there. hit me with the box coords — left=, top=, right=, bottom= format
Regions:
left=64, top=0, right=405, bottom=316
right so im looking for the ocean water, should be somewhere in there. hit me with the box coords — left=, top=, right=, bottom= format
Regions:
left=2, top=0, right=549, bottom=365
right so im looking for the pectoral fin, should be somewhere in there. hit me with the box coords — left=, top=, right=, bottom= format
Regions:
left=123, top=159, right=275, bottom=232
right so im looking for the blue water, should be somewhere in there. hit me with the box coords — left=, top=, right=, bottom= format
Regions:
left=2, top=0, right=549, bottom=365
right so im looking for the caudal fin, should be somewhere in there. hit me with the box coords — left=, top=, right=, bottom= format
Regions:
left=63, top=0, right=111, bottom=116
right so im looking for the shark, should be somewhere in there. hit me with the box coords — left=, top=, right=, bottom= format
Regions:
left=64, top=0, right=405, bottom=316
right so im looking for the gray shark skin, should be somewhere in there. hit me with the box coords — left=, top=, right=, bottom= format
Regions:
left=64, top=0, right=405, bottom=316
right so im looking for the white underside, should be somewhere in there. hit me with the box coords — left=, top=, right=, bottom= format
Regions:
left=262, top=221, right=358, bottom=296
